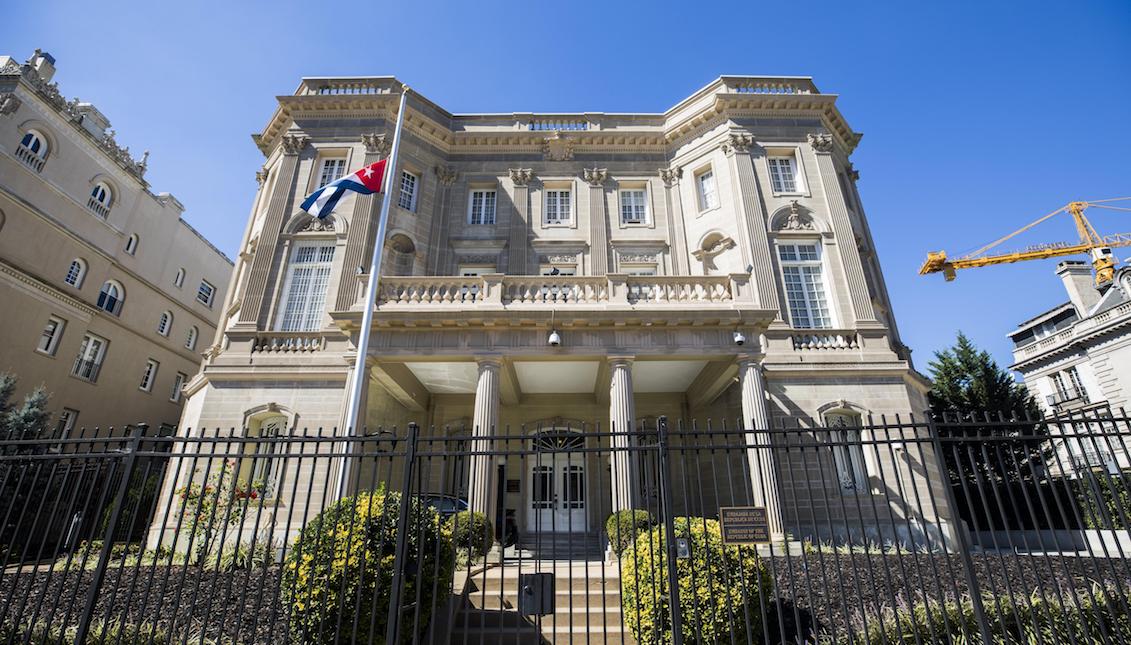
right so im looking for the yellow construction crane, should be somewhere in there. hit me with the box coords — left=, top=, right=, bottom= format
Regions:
left=919, top=198, right=1131, bottom=286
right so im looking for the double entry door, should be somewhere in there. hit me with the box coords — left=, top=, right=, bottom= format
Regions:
left=526, top=432, right=587, bottom=533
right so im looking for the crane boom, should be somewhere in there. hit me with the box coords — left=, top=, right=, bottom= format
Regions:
left=919, top=199, right=1131, bottom=285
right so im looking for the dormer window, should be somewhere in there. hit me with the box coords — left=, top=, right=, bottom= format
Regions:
left=16, top=130, right=48, bottom=172
left=88, top=183, right=113, bottom=217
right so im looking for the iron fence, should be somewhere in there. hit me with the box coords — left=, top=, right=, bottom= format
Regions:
left=1, top=412, right=1131, bottom=643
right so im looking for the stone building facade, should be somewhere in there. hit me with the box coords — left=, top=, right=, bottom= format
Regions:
left=0, top=50, right=232, bottom=433
left=170, top=75, right=948, bottom=545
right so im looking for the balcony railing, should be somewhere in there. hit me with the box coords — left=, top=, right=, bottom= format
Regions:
left=86, top=196, right=110, bottom=218
left=250, top=332, right=326, bottom=353
left=374, top=275, right=745, bottom=309
left=790, top=331, right=861, bottom=351
left=71, top=358, right=103, bottom=383
left=1047, top=387, right=1090, bottom=408
left=15, top=145, right=45, bottom=172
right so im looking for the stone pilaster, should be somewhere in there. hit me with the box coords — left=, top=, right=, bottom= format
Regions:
left=426, top=165, right=458, bottom=275
left=608, top=356, right=638, bottom=511
left=237, top=133, right=307, bottom=326
left=721, top=133, right=779, bottom=313
left=808, top=133, right=876, bottom=323
left=468, top=357, right=502, bottom=529
left=737, top=355, right=784, bottom=537
left=584, top=168, right=609, bottom=275
left=334, top=133, right=391, bottom=310
left=507, top=169, right=533, bottom=274
left=659, top=167, right=689, bottom=274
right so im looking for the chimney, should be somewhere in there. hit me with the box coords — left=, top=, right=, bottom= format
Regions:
left=1056, top=260, right=1101, bottom=315
left=30, top=49, right=56, bottom=83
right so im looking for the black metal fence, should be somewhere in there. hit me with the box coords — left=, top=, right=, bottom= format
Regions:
left=2, top=412, right=1131, bottom=643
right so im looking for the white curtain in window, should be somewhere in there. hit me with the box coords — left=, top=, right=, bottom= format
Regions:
left=279, top=244, right=335, bottom=331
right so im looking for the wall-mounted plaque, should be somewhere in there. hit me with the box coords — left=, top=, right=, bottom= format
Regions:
left=719, top=507, right=770, bottom=544
left=506, top=479, right=521, bottom=493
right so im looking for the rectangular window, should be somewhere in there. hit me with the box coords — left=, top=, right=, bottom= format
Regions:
left=696, top=169, right=718, bottom=211
left=56, top=408, right=79, bottom=439
left=397, top=171, right=418, bottom=211
left=37, top=316, right=65, bottom=355
left=171, top=372, right=187, bottom=403
left=196, top=280, right=215, bottom=307
left=468, top=189, right=497, bottom=225
left=544, top=189, right=572, bottom=224
left=278, top=243, right=336, bottom=331
left=826, top=414, right=868, bottom=492
left=72, top=333, right=107, bottom=382
left=778, top=243, right=832, bottom=329
left=768, top=156, right=799, bottom=193
left=140, top=359, right=159, bottom=392
left=317, top=158, right=346, bottom=188
left=619, top=188, right=648, bottom=224
left=1065, top=366, right=1089, bottom=402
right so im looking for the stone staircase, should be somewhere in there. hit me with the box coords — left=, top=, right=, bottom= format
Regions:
left=514, top=532, right=603, bottom=561
left=448, top=561, right=638, bottom=644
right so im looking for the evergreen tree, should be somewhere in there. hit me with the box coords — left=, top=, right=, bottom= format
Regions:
left=6, top=387, right=51, bottom=440
left=0, top=372, right=15, bottom=437
left=926, top=332, right=1044, bottom=483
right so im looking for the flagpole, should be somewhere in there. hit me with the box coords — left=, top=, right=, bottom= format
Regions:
left=335, top=85, right=409, bottom=500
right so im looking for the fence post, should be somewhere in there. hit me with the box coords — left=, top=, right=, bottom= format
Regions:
left=656, top=416, right=685, bottom=645
left=925, top=414, right=993, bottom=643
left=74, top=423, right=145, bottom=644
left=384, top=422, right=420, bottom=644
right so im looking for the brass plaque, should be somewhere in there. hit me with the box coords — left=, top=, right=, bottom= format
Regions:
left=719, top=506, right=770, bottom=544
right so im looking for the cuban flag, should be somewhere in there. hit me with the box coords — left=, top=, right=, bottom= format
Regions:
left=300, top=159, right=388, bottom=218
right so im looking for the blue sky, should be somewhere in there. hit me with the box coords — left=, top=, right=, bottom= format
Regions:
left=4, top=1, right=1129, bottom=373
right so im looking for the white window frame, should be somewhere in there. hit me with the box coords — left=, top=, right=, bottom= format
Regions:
left=124, top=234, right=139, bottom=255
left=276, top=242, right=337, bottom=332
left=139, top=359, right=159, bottom=392
left=97, top=281, right=124, bottom=315
left=397, top=170, right=419, bottom=211
left=37, top=316, right=66, bottom=356
left=56, top=408, right=79, bottom=439
left=618, top=186, right=649, bottom=225
left=64, top=259, right=86, bottom=288
left=316, top=157, right=347, bottom=188
left=543, top=186, right=573, bottom=226
left=17, top=129, right=48, bottom=171
left=196, top=280, right=215, bottom=307
left=467, top=188, right=497, bottom=225
left=170, top=372, right=187, bottom=403
left=156, top=311, right=173, bottom=337
left=72, top=333, right=107, bottom=382
left=695, top=168, right=719, bottom=212
left=174, top=267, right=185, bottom=288
left=185, top=326, right=198, bottom=351
left=777, top=241, right=834, bottom=329
left=767, top=154, right=804, bottom=194
left=88, top=183, right=112, bottom=217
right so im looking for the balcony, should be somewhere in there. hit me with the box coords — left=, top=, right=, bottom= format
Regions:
left=1047, top=387, right=1091, bottom=411
left=71, top=358, right=103, bottom=383
left=15, top=144, right=45, bottom=172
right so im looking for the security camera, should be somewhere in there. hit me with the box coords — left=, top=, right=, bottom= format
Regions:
left=548, top=330, right=562, bottom=346
left=733, top=330, right=746, bottom=346
left=745, top=264, right=754, bottom=274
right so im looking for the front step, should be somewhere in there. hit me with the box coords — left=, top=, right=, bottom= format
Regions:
left=516, top=532, right=603, bottom=560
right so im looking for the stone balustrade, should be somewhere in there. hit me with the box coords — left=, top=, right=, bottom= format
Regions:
left=249, top=332, right=326, bottom=353
left=722, top=77, right=817, bottom=95
left=1013, top=301, right=1131, bottom=361
left=790, top=331, right=861, bottom=351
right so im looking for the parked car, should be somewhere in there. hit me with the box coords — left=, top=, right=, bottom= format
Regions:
left=418, top=494, right=468, bottom=519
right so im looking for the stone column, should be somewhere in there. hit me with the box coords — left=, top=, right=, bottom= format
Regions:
left=808, top=133, right=876, bottom=323
left=468, top=357, right=502, bottom=526
left=659, top=167, right=689, bottom=275
left=608, top=356, right=638, bottom=511
left=507, top=169, right=533, bottom=274
left=722, top=133, right=779, bottom=312
left=237, top=133, right=307, bottom=327
left=585, top=168, right=609, bottom=275
left=737, top=355, right=784, bottom=537
left=426, top=165, right=458, bottom=275
left=335, top=133, right=391, bottom=310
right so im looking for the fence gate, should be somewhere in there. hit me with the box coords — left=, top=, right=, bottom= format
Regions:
left=2, top=412, right=1131, bottom=643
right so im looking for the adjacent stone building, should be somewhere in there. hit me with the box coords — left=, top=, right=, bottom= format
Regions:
left=0, top=50, right=232, bottom=433
left=170, top=75, right=948, bottom=545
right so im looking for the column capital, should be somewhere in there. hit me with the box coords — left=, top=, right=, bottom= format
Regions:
left=509, top=168, right=534, bottom=187
left=434, top=165, right=458, bottom=185
left=807, top=132, right=835, bottom=154
left=720, top=132, right=754, bottom=157
left=361, top=132, right=391, bottom=156
left=736, top=352, right=766, bottom=369
left=583, top=167, right=608, bottom=187
left=658, top=166, right=683, bottom=187
left=475, top=355, right=504, bottom=370
left=280, top=133, right=309, bottom=156
left=607, top=355, right=635, bottom=369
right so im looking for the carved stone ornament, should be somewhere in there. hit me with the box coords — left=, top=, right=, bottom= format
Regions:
left=541, top=254, right=577, bottom=264
left=509, top=168, right=534, bottom=186
left=720, top=132, right=753, bottom=156
left=434, top=165, right=458, bottom=185
left=460, top=254, right=498, bottom=265
left=658, top=166, right=683, bottom=187
left=298, top=216, right=335, bottom=233
left=778, top=200, right=815, bottom=231
left=255, top=168, right=268, bottom=186
left=847, top=164, right=860, bottom=181
left=583, top=168, right=608, bottom=187
left=362, top=132, right=391, bottom=156
left=807, top=133, right=834, bottom=154
left=542, top=132, right=574, bottom=161
left=0, top=92, right=21, bottom=116
left=692, top=236, right=736, bottom=261
left=618, top=252, right=658, bottom=264
left=280, top=133, right=309, bottom=156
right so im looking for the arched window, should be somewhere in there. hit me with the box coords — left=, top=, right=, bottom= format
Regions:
left=185, top=325, right=198, bottom=351
left=64, top=258, right=87, bottom=288
left=96, top=281, right=124, bottom=315
left=124, top=234, right=139, bottom=255
left=174, top=267, right=185, bottom=288
left=16, top=130, right=48, bottom=171
left=157, top=311, right=173, bottom=336
left=88, top=182, right=113, bottom=217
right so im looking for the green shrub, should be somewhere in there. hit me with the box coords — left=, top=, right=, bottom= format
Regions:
left=620, top=517, right=772, bottom=645
left=445, top=511, right=493, bottom=560
left=850, top=586, right=1131, bottom=644
left=605, top=509, right=653, bottom=555
left=1073, top=470, right=1131, bottom=529
left=0, top=620, right=176, bottom=644
left=207, top=538, right=277, bottom=571
left=281, top=487, right=454, bottom=644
